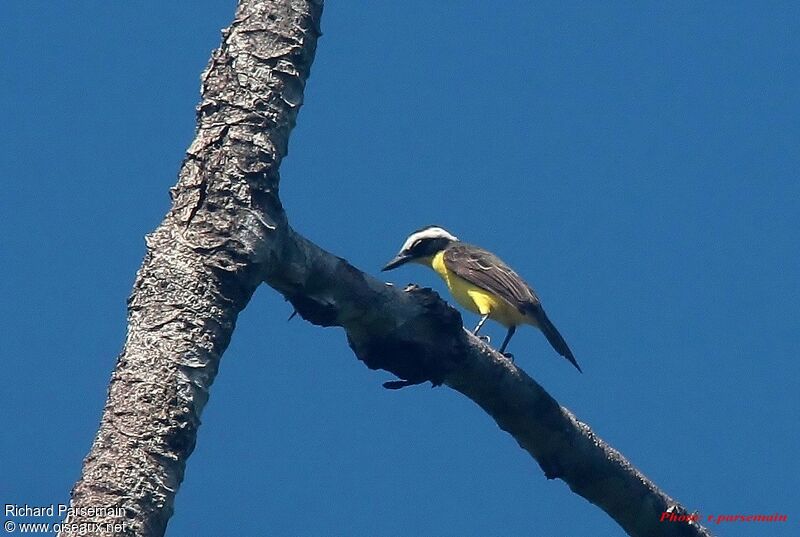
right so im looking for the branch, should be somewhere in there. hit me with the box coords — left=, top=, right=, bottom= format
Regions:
left=62, top=1, right=322, bottom=535
left=265, top=229, right=714, bottom=537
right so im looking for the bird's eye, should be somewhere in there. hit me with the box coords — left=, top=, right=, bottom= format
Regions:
left=410, top=240, right=422, bottom=251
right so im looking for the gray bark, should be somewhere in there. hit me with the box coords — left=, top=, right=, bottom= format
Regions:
left=61, top=1, right=321, bottom=535
left=63, top=1, right=713, bottom=536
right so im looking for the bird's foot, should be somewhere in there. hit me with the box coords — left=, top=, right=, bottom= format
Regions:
left=477, top=335, right=490, bottom=343
left=502, top=352, right=515, bottom=363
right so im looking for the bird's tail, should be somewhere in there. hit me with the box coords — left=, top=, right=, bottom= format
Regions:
left=528, top=305, right=582, bottom=373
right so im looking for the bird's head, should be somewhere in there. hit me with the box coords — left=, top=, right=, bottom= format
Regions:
left=382, top=225, right=459, bottom=271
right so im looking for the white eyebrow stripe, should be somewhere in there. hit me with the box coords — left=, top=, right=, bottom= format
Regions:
left=400, top=227, right=458, bottom=251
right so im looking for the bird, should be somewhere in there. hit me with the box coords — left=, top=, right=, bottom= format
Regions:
left=381, top=225, right=581, bottom=372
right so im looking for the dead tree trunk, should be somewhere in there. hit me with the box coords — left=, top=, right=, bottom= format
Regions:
left=63, top=1, right=713, bottom=536
left=61, top=1, right=321, bottom=535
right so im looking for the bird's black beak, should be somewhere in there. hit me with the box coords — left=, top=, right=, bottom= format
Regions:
left=381, top=253, right=412, bottom=271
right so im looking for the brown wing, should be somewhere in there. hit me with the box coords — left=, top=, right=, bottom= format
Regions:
left=443, top=243, right=540, bottom=310
left=444, top=243, right=581, bottom=371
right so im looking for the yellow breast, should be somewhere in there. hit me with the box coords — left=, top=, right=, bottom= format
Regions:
left=430, top=251, right=530, bottom=328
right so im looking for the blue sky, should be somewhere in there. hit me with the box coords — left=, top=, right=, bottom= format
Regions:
left=2, top=2, right=798, bottom=536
